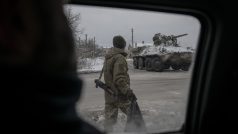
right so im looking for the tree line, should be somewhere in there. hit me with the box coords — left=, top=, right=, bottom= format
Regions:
left=65, top=7, right=105, bottom=59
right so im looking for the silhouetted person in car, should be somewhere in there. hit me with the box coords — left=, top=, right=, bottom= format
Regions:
left=0, top=0, right=103, bottom=133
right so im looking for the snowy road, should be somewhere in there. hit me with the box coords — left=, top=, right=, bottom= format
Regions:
left=76, top=68, right=192, bottom=133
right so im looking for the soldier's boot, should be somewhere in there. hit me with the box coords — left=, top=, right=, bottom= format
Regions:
left=104, top=104, right=118, bottom=132
left=104, top=121, right=114, bottom=132
left=104, top=114, right=117, bottom=132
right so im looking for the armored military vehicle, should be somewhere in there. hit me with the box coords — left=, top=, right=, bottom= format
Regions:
left=132, top=33, right=194, bottom=72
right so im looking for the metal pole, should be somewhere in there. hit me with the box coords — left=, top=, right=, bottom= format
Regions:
left=78, top=37, right=81, bottom=46
left=131, top=28, right=134, bottom=48
left=85, top=34, right=87, bottom=46
left=93, top=37, right=96, bottom=58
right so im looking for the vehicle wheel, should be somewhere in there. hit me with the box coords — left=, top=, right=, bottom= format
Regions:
left=181, top=64, right=190, bottom=71
left=145, top=58, right=153, bottom=71
left=163, top=64, right=170, bottom=69
left=171, top=64, right=181, bottom=70
left=152, top=57, right=164, bottom=72
left=138, top=57, right=144, bottom=70
left=133, top=58, right=138, bottom=69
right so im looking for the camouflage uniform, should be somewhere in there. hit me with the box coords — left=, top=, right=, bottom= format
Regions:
left=103, top=47, right=131, bottom=131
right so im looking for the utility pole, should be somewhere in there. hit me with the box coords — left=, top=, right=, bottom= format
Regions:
left=85, top=34, right=88, bottom=46
left=93, top=37, right=95, bottom=58
left=131, top=28, right=134, bottom=48
left=78, top=37, right=81, bottom=46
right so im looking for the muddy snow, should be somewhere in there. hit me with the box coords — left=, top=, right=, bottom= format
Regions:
left=76, top=59, right=191, bottom=133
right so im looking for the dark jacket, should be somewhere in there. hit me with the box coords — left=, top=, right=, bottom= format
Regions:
left=2, top=67, right=103, bottom=134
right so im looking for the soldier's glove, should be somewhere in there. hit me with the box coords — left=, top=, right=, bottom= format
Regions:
left=95, top=79, right=105, bottom=88
left=95, top=79, right=100, bottom=88
left=126, top=89, right=137, bottom=101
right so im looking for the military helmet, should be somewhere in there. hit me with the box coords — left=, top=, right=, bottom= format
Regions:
left=113, top=35, right=126, bottom=49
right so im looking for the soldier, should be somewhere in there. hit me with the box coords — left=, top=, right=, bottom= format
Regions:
left=103, top=35, right=133, bottom=132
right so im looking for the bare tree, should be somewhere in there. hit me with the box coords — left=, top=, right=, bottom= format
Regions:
left=65, top=8, right=84, bottom=37
left=64, top=7, right=104, bottom=59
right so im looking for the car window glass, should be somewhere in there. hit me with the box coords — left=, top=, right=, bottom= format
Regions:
left=64, top=4, right=200, bottom=133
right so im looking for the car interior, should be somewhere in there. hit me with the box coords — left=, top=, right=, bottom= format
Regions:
left=69, top=0, right=237, bottom=134
left=1, top=0, right=236, bottom=134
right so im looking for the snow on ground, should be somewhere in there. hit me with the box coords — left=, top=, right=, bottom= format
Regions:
left=77, top=57, right=104, bottom=73
left=126, top=59, right=133, bottom=62
left=77, top=66, right=190, bottom=133
left=79, top=100, right=184, bottom=133
left=136, top=43, right=153, bottom=47
left=77, top=57, right=134, bottom=73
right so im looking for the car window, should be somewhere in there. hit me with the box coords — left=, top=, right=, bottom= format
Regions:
left=64, top=4, right=200, bottom=133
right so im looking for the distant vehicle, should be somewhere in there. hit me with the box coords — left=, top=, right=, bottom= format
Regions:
left=132, top=33, right=194, bottom=72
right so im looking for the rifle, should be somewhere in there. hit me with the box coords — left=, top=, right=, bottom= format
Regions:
left=95, top=79, right=114, bottom=96
left=94, top=79, right=146, bottom=132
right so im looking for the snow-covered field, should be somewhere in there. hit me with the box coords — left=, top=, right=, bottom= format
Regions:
left=77, top=57, right=134, bottom=73
left=77, top=57, right=104, bottom=73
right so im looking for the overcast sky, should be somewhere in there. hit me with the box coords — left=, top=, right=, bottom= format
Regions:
left=65, top=5, right=200, bottom=48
